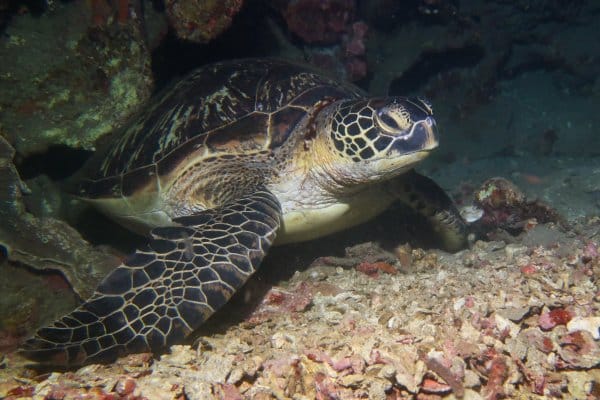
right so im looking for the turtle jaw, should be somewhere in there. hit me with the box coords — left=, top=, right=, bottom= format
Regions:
left=367, top=149, right=432, bottom=182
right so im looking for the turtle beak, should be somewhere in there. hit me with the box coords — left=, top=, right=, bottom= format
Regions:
left=390, top=116, right=439, bottom=154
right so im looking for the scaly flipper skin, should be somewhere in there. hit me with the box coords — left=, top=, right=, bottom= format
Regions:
left=21, top=188, right=281, bottom=366
left=390, top=170, right=468, bottom=252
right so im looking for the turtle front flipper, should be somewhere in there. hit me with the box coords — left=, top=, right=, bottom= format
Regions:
left=21, top=188, right=281, bottom=366
left=388, top=170, right=468, bottom=252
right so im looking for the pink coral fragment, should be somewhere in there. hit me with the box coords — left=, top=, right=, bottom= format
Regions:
left=539, top=308, right=573, bottom=330
left=420, top=377, right=452, bottom=394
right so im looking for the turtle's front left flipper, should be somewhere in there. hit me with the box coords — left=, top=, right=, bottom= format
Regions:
left=21, top=188, right=281, bottom=366
left=388, top=170, right=468, bottom=252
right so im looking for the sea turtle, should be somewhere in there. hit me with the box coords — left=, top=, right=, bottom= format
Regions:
left=22, top=58, right=467, bottom=366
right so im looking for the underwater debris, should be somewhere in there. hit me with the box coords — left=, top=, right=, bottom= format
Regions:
left=421, top=350, right=465, bottom=397
left=314, top=241, right=398, bottom=270
left=356, top=261, right=398, bottom=278
left=471, top=177, right=565, bottom=237
left=567, top=316, right=600, bottom=340
left=557, top=330, right=600, bottom=369
left=1, top=221, right=600, bottom=398
left=538, top=308, right=574, bottom=331
left=259, top=284, right=313, bottom=313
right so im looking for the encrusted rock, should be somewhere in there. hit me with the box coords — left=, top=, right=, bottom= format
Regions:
left=164, top=0, right=243, bottom=43
left=567, top=316, right=600, bottom=339
left=0, top=1, right=153, bottom=156
left=0, top=135, right=119, bottom=301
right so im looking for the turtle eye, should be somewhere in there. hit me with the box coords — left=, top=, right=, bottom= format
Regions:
left=378, top=112, right=399, bottom=130
left=375, top=107, right=411, bottom=133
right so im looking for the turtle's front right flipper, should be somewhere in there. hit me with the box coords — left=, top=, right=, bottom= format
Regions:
left=21, top=188, right=281, bottom=366
left=389, top=170, right=468, bottom=252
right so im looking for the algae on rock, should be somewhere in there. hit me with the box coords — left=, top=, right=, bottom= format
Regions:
left=0, top=1, right=153, bottom=156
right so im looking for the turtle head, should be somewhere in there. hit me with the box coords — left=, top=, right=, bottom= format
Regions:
left=315, top=97, right=438, bottom=187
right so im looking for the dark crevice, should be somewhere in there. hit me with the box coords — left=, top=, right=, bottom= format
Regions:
left=388, top=44, right=485, bottom=95
left=71, top=207, right=146, bottom=253
left=499, top=51, right=590, bottom=82
left=501, top=57, right=562, bottom=79
left=15, top=145, right=92, bottom=181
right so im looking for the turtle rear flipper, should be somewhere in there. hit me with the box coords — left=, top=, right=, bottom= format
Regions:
left=21, top=188, right=281, bottom=366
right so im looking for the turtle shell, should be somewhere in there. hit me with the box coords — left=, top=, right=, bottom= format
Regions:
left=75, top=59, right=364, bottom=200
